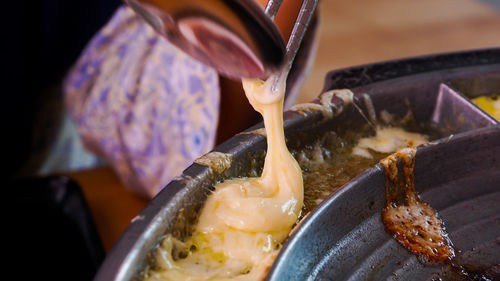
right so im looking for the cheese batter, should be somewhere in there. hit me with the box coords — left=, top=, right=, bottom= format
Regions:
left=145, top=76, right=303, bottom=281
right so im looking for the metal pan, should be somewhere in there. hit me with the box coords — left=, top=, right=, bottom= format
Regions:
left=266, top=126, right=500, bottom=281
left=93, top=48, right=500, bottom=281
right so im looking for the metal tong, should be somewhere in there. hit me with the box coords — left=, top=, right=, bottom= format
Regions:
left=265, top=0, right=318, bottom=85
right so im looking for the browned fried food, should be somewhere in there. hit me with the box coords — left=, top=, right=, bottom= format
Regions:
left=380, top=148, right=454, bottom=262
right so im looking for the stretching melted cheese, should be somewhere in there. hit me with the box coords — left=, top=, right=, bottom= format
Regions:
left=145, top=76, right=303, bottom=281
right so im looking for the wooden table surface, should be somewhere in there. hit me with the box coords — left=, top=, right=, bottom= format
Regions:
left=298, top=0, right=500, bottom=103
left=65, top=0, right=500, bottom=253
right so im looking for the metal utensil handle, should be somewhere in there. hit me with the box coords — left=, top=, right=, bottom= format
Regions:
left=266, top=0, right=318, bottom=85
left=265, top=0, right=283, bottom=20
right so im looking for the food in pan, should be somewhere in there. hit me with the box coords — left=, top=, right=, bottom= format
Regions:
left=144, top=76, right=302, bottom=281
left=141, top=126, right=440, bottom=280
left=381, top=148, right=455, bottom=262
left=352, top=126, right=428, bottom=159
left=471, top=94, right=500, bottom=120
left=298, top=124, right=434, bottom=211
left=140, top=77, right=444, bottom=280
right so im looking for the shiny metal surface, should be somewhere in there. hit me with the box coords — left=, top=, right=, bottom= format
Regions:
left=273, top=0, right=317, bottom=88
left=267, top=126, right=500, bottom=280
left=124, top=0, right=286, bottom=79
left=124, top=0, right=318, bottom=81
left=93, top=49, right=500, bottom=281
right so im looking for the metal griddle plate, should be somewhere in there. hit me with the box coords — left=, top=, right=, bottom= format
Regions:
left=94, top=48, right=500, bottom=281
left=266, top=126, right=500, bottom=281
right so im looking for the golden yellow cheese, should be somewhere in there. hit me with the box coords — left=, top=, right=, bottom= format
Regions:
left=145, top=76, right=303, bottom=281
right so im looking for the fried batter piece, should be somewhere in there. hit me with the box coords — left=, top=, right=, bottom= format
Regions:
left=380, top=148, right=455, bottom=262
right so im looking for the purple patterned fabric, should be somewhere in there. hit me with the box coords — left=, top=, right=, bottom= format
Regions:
left=64, top=6, right=220, bottom=198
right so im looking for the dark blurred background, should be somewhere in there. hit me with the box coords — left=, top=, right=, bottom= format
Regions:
left=5, top=0, right=121, bottom=181
left=5, top=1, right=121, bottom=280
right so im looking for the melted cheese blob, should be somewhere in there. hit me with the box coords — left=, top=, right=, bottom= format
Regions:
left=145, top=76, right=303, bottom=281
left=472, top=95, right=500, bottom=120
left=352, top=127, right=428, bottom=159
